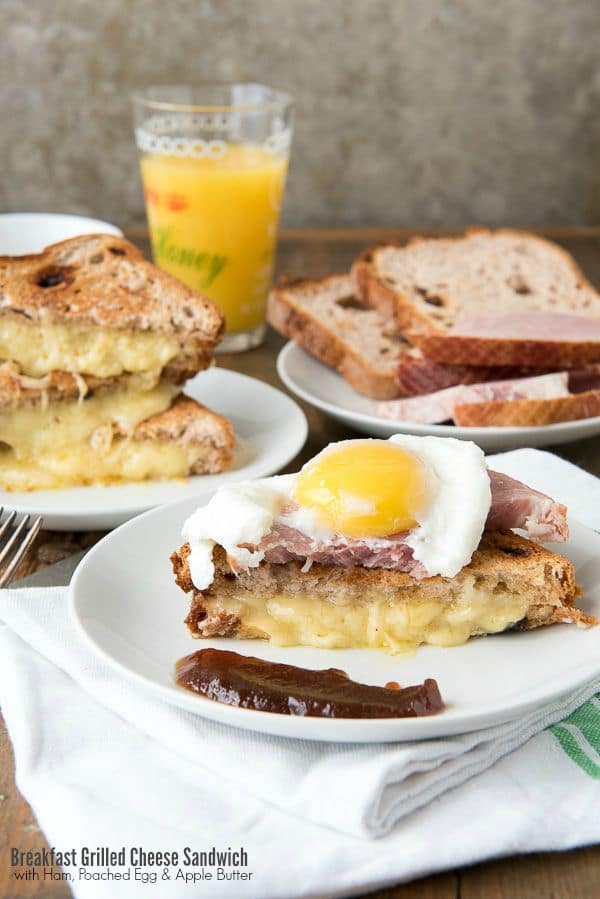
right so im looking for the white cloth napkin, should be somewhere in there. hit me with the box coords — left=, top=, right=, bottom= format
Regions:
left=1, top=449, right=600, bottom=899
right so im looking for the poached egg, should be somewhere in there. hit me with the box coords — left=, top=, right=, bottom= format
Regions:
left=182, top=435, right=492, bottom=589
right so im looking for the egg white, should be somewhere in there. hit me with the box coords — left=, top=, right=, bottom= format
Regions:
left=388, top=434, right=491, bottom=577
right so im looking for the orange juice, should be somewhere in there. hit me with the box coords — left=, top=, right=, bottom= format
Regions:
left=140, top=145, right=288, bottom=333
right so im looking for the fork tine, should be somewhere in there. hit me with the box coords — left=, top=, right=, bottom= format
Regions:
left=0, top=515, right=43, bottom=588
left=0, top=514, right=30, bottom=568
left=0, top=509, right=17, bottom=544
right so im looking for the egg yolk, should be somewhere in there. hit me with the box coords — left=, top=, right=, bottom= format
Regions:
left=294, top=442, right=429, bottom=538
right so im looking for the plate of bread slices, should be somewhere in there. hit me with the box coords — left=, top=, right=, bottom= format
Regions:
left=0, top=234, right=307, bottom=529
left=71, top=434, right=599, bottom=742
left=271, top=229, right=600, bottom=452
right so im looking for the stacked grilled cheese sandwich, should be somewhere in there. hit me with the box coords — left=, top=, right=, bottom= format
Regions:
left=0, top=234, right=234, bottom=490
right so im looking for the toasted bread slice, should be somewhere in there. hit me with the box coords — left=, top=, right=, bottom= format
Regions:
left=0, top=389, right=234, bottom=491
left=171, top=531, right=592, bottom=654
left=453, top=389, right=600, bottom=427
left=0, top=234, right=224, bottom=381
left=352, top=228, right=600, bottom=332
left=352, top=229, right=600, bottom=367
left=268, top=274, right=412, bottom=399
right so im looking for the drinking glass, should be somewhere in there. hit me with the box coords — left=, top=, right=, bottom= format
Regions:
left=133, top=83, right=293, bottom=352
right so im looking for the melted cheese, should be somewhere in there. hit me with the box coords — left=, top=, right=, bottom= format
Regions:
left=0, top=317, right=179, bottom=377
left=0, top=381, right=177, bottom=458
left=0, top=440, right=209, bottom=491
left=208, top=586, right=530, bottom=654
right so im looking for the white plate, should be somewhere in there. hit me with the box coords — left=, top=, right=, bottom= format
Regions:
left=277, top=342, right=600, bottom=453
left=70, top=501, right=600, bottom=743
left=4, top=368, right=307, bottom=530
left=0, top=212, right=123, bottom=255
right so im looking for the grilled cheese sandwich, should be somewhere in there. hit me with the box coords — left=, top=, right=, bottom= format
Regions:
left=171, top=437, right=593, bottom=656
left=173, top=532, right=590, bottom=655
left=0, top=234, right=234, bottom=490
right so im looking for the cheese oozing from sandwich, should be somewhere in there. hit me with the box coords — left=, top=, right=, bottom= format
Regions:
left=0, top=380, right=177, bottom=459
left=0, top=379, right=218, bottom=490
left=0, top=315, right=179, bottom=378
left=0, top=440, right=214, bottom=491
left=182, top=435, right=492, bottom=588
left=192, top=586, right=531, bottom=653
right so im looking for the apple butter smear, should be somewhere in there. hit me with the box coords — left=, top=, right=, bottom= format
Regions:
left=175, top=649, right=444, bottom=718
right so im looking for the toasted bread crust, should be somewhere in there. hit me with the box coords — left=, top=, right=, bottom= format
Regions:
left=131, top=395, right=234, bottom=453
left=268, top=275, right=409, bottom=399
left=407, top=331, right=600, bottom=368
left=352, top=247, right=402, bottom=322
left=171, top=530, right=592, bottom=640
left=453, top=389, right=600, bottom=427
left=0, top=234, right=224, bottom=377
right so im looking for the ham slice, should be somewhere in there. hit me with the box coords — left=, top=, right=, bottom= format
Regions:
left=451, top=312, right=600, bottom=341
left=487, top=471, right=568, bottom=542
left=568, top=365, right=600, bottom=393
left=248, top=471, right=567, bottom=580
left=259, top=523, right=427, bottom=577
left=373, top=372, right=570, bottom=424
left=396, top=356, right=545, bottom=396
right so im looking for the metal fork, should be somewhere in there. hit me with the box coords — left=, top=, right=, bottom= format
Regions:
left=0, top=508, right=43, bottom=588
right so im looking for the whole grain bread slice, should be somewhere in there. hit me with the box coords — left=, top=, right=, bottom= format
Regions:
left=0, top=234, right=224, bottom=380
left=453, top=389, right=600, bottom=427
left=352, top=228, right=600, bottom=366
left=268, top=274, right=413, bottom=399
left=171, top=531, right=593, bottom=642
left=352, top=228, right=600, bottom=332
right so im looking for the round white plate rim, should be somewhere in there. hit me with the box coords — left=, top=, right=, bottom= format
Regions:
left=0, top=212, right=123, bottom=254
left=2, top=368, right=308, bottom=530
left=277, top=341, right=600, bottom=444
left=69, top=500, right=600, bottom=743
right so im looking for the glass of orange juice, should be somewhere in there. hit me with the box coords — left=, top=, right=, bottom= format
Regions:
left=133, top=84, right=293, bottom=352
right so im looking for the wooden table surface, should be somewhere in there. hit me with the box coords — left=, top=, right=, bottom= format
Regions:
left=1, top=228, right=600, bottom=899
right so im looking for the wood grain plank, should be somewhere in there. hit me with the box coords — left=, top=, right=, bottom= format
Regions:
left=460, top=848, right=600, bottom=899
left=123, top=225, right=600, bottom=243
left=363, top=872, right=458, bottom=898
left=0, top=719, right=70, bottom=899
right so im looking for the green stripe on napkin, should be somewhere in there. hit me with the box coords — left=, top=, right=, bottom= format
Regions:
left=550, top=696, right=600, bottom=778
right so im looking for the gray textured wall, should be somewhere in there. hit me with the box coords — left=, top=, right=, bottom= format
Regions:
left=1, top=0, right=599, bottom=228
